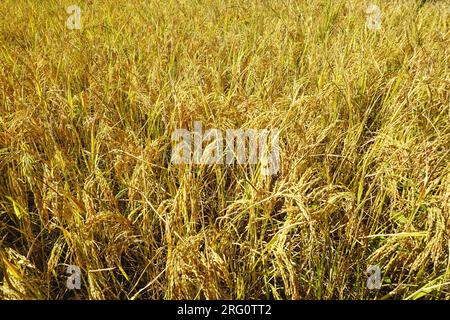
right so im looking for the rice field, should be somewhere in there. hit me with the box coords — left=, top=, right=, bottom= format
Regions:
left=0, top=0, right=449, bottom=299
